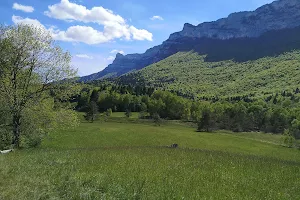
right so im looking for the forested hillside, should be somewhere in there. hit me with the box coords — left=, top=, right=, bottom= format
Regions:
left=120, top=50, right=300, bottom=98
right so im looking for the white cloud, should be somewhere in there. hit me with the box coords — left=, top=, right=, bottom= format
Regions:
left=45, top=0, right=125, bottom=25
left=12, top=15, right=45, bottom=28
left=76, top=54, right=93, bottom=59
left=129, top=26, right=153, bottom=41
left=13, top=3, right=34, bottom=13
left=44, top=0, right=153, bottom=43
left=51, top=25, right=110, bottom=44
left=110, top=49, right=125, bottom=54
left=150, top=16, right=164, bottom=21
left=11, top=16, right=121, bottom=45
left=107, top=56, right=115, bottom=61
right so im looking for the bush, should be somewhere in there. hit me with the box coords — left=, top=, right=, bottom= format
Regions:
left=23, top=134, right=42, bottom=148
left=125, top=109, right=132, bottom=118
left=106, top=108, right=113, bottom=117
left=281, top=129, right=296, bottom=148
left=139, top=111, right=146, bottom=119
left=152, top=113, right=162, bottom=126
left=0, top=128, right=12, bottom=150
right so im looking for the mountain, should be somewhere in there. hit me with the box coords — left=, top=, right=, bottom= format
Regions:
left=119, top=49, right=300, bottom=98
left=80, top=0, right=300, bottom=82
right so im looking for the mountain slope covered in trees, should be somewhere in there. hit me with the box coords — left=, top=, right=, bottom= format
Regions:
left=120, top=50, right=300, bottom=98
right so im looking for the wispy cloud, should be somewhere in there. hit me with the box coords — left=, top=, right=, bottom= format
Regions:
left=13, top=3, right=34, bottom=13
left=107, top=56, right=115, bottom=61
left=150, top=15, right=164, bottom=21
left=110, top=49, right=125, bottom=54
left=12, top=15, right=44, bottom=28
left=76, top=54, right=93, bottom=59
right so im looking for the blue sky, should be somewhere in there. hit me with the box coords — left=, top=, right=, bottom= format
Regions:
left=0, top=0, right=274, bottom=76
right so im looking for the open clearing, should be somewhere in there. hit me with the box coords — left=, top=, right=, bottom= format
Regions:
left=1, top=116, right=300, bottom=199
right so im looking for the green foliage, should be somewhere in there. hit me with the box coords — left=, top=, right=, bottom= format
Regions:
left=148, top=90, right=187, bottom=119
left=138, top=111, right=147, bottom=119
left=0, top=128, right=12, bottom=150
left=22, top=132, right=43, bottom=148
left=281, top=129, right=296, bottom=148
left=152, top=113, right=162, bottom=126
left=0, top=24, right=77, bottom=148
left=122, top=51, right=300, bottom=99
left=106, top=108, right=113, bottom=117
left=289, top=119, right=300, bottom=139
left=125, top=109, right=132, bottom=118
left=197, top=107, right=213, bottom=132
left=19, top=98, right=79, bottom=148
left=74, top=84, right=300, bottom=136
left=85, top=101, right=99, bottom=123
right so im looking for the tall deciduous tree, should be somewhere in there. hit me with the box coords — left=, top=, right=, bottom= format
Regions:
left=0, top=24, right=77, bottom=148
left=85, top=101, right=99, bottom=123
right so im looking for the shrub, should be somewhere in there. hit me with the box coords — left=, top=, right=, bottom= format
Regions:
left=23, top=134, right=42, bottom=148
left=152, top=113, right=162, bottom=126
left=106, top=108, right=113, bottom=117
left=0, top=128, right=12, bottom=150
left=281, top=129, right=296, bottom=148
left=139, top=111, right=146, bottom=119
left=125, top=109, right=132, bottom=118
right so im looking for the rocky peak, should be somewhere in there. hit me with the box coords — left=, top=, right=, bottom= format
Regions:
left=80, top=0, right=300, bottom=81
left=115, top=53, right=124, bottom=58
left=169, top=0, right=300, bottom=40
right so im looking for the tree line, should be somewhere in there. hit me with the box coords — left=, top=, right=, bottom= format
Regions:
left=77, top=84, right=300, bottom=144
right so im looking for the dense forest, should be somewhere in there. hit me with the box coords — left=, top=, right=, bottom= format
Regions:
left=119, top=50, right=300, bottom=99
left=75, top=82, right=300, bottom=147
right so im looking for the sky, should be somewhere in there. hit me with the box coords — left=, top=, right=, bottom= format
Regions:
left=0, top=0, right=274, bottom=76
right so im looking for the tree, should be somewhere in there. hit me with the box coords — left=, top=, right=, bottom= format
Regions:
left=281, top=129, right=296, bottom=148
left=125, top=109, right=132, bottom=118
left=197, top=108, right=213, bottom=132
left=85, top=101, right=99, bottom=123
left=152, top=113, right=162, bottom=126
left=106, top=108, right=113, bottom=117
left=0, top=24, right=77, bottom=148
left=148, top=98, right=165, bottom=118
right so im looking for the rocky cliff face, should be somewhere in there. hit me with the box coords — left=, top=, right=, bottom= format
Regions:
left=80, top=0, right=300, bottom=82
left=169, top=0, right=300, bottom=40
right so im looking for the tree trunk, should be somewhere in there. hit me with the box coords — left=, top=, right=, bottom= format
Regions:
left=12, top=114, right=21, bottom=148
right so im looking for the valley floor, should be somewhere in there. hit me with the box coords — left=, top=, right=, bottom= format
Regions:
left=1, top=115, right=300, bottom=199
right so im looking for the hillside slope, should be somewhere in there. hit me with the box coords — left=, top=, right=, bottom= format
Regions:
left=120, top=50, right=300, bottom=98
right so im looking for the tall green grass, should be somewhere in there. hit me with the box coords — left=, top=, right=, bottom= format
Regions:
left=1, top=118, right=300, bottom=199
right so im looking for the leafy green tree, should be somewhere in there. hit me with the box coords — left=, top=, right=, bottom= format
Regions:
left=197, top=108, right=213, bottom=132
left=90, top=89, right=100, bottom=102
left=106, top=108, right=113, bottom=117
left=152, top=113, right=162, bottom=126
left=125, top=109, right=132, bottom=118
left=77, top=90, right=90, bottom=111
left=0, top=25, right=77, bottom=148
left=267, top=108, right=287, bottom=133
left=148, top=98, right=166, bottom=117
left=182, top=103, right=191, bottom=121
left=289, top=119, right=300, bottom=139
left=85, top=101, right=99, bottom=123
left=281, top=129, right=296, bottom=148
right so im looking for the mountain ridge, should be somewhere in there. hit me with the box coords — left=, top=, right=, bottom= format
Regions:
left=80, top=0, right=300, bottom=82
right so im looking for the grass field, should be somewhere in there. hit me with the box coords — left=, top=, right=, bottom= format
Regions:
left=1, top=114, right=300, bottom=199
left=110, top=112, right=140, bottom=119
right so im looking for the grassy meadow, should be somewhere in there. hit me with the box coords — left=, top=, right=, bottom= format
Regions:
left=1, top=113, right=300, bottom=199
